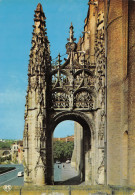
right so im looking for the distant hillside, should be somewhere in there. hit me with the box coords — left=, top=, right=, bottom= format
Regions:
left=0, top=140, right=17, bottom=149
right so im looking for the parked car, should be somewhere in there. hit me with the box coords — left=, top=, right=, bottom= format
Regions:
left=66, top=160, right=71, bottom=164
left=17, top=171, right=24, bottom=177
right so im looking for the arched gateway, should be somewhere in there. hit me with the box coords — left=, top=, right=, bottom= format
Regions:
left=23, top=3, right=106, bottom=185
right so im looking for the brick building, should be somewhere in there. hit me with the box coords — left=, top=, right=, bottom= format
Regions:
left=53, top=135, right=74, bottom=142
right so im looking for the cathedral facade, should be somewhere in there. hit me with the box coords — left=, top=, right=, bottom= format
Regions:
left=23, top=0, right=135, bottom=186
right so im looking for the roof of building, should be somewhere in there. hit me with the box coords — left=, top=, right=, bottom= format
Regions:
left=53, top=135, right=74, bottom=142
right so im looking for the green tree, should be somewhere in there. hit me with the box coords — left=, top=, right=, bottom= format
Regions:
left=0, top=140, right=15, bottom=149
left=53, top=141, right=74, bottom=162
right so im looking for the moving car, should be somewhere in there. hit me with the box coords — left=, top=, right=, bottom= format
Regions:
left=17, top=171, right=24, bottom=177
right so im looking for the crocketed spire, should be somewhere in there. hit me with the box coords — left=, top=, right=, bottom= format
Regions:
left=68, top=22, right=76, bottom=43
left=66, top=23, right=77, bottom=53
left=28, top=3, right=50, bottom=77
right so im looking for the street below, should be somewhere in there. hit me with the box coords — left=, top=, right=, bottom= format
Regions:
left=0, top=164, right=24, bottom=186
left=0, top=163, right=80, bottom=186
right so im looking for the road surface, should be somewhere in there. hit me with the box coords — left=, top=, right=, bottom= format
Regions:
left=0, top=164, right=24, bottom=186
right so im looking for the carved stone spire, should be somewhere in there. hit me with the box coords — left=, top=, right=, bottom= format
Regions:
left=34, top=3, right=46, bottom=34
left=23, top=3, right=51, bottom=185
left=66, top=23, right=77, bottom=53
left=68, top=22, right=76, bottom=43
left=28, top=3, right=50, bottom=78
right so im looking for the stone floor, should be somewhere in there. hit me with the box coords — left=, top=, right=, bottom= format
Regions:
left=54, top=163, right=83, bottom=185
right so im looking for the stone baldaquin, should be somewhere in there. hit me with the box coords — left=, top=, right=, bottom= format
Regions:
left=23, top=0, right=135, bottom=186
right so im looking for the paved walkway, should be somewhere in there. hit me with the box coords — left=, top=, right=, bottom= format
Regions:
left=54, top=163, right=83, bottom=185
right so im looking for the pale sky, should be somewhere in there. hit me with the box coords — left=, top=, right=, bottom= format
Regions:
left=0, top=0, right=88, bottom=139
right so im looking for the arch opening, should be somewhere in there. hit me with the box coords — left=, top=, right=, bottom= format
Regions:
left=47, top=112, right=92, bottom=185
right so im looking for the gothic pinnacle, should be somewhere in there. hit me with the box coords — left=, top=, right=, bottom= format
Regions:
left=66, top=23, right=77, bottom=53
left=57, top=53, right=62, bottom=66
left=70, top=22, right=73, bottom=29
left=34, top=3, right=45, bottom=18
left=33, top=3, right=46, bottom=35
left=36, top=3, right=44, bottom=12
left=68, top=22, right=76, bottom=43
left=28, top=3, right=51, bottom=76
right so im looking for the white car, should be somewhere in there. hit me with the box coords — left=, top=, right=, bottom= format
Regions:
left=17, top=171, right=24, bottom=177
left=66, top=160, right=71, bottom=164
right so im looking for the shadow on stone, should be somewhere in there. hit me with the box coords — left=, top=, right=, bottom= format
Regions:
left=54, top=174, right=83, bottom=185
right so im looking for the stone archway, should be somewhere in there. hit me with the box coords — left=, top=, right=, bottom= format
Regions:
left=46, top=111, right=93, bottom=184
left=23, top=3, right=105, bottom=186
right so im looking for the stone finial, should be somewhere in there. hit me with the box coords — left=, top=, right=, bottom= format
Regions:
left=57, top=53, right=62, bottom=66
left=68, top=22, right=76, bottom=43
left=34, top=4, right=46, bottom=23
left=36, top=3, right=44, bottom=12
left=33, top=3, right=46, bottom=33
left=66, top=23, right=77, bottom=53
left=57, top=53, right=62, bottom=80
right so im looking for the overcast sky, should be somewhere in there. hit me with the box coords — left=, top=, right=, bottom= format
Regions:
left=0, top=0, right=88, bottom=139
